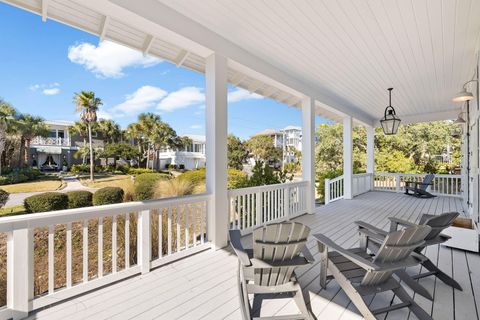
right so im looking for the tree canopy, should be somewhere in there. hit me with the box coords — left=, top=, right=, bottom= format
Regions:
left=246, top=135, right=282, bottom=163
left=227, top=134, right=248, bottom=170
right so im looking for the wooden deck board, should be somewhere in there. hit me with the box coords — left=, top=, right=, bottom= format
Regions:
left=26, top=191, right=476, bottom=320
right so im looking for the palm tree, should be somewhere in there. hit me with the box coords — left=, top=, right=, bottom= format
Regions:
left=68, top=121, right=89, bottom=164
left=97, top=119, right=121, bottom=144
left=73, top=91, right=102, bottom=181
left=17, top=114, right=49, bottom=168
left=0, top=101, right=17, bottom=174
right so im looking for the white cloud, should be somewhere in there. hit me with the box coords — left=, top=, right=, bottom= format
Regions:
left=112, top=85, right=167, bottom=115
left=29, top=83, right=61, bottom=95
left=157, top=86, right=205, bottom=112
left=228, top=88, right=263, bottom=103
left=42, top=88, right=60, bottom=95
left=97, top=109, right=113, bottom=120
left=190, top=124, right=202, bottom=129
left=68, top=41, right=160, bottom=78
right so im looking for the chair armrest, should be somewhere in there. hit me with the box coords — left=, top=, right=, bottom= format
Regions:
left=388, top=217, right=417, bottom=232
left=313, top=233, right=378, bottom=271
left=228, top=229, right=251, bottom=266
left=301, top=246, right=315, bottom=264
left=355, top=221, right=388, bottom=236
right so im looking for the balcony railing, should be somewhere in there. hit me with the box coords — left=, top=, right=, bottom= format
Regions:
left=0, top=194, right=209, bottom=319
left=31, top=136, right=71, bottom=147
left=325, top=172, right=462, bottom=204
left=228, top=181, right=308, bottom=235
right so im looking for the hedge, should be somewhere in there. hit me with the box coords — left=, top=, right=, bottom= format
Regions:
left=93, top=187, right=124, bottom=206
left=177, top=168, right=205, bottom=186
left=0, top=189, right=9, bottom=208
left=24, top=192, right=69, bottom=213
left=133, top=173, right=168, bottom=201
left=66, top=191, right=93, bottom=209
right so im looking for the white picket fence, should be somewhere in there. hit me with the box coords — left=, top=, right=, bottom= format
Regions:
left=325, top=172, right=462, bottom=204
left=227, top=181, right=308, bottom=235
left=0, top=194, right=210, bottom=319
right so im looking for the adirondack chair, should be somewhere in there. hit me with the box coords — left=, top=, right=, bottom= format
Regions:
left=229, top=222, right=315, bottom=320
left=314, top=225, right=433, bottom=320
left=404, top=174, right=436, bottom=198
left=355, top=211, right=462, bottom=300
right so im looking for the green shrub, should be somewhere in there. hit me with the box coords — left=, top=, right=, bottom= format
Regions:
left=227, top=169, right=248, bottom=189
left=134, top=173, right=168, bottom=200
left=70, top=164, right=89, bottom=173
left=177, top=168, right=206, bottom=187
left=93, top=187, right=124, bottom=205
left=7, top=173, right=29, bottom=184
left=128, top=168, right=155, bottom=175
left=116, top=164, right=129, bottom=174
left=24, top=192, right=69, bottom=213
left=0, top=189, right=9, bottom=208
left=66, top=191, right=93, bottom=209
left=0, top=177, right=8, bottom=185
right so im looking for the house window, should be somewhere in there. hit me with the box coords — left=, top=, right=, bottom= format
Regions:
left=48, top=130, right=56, bottom=138
left=58, top=130, right=65, bottom=139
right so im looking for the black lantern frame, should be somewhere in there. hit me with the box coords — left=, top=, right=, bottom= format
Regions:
left=380, top=88, right=401, bottom=135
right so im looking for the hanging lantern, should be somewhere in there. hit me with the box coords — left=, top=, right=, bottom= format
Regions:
left=380, top=88, right=401, bottom=135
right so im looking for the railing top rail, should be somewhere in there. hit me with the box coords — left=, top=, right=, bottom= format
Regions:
left=0, top=193, right=211, bottom=233
left=227, top=181, right=308, bottom=196
left=353, top=173, right=373, bottom=178
left=327, top=175, right=344, bottom=183
left=374, top=172, right=461, bottom=178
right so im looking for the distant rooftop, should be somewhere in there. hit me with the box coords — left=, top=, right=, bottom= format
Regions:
left=44, top=120, right=75, bottom=127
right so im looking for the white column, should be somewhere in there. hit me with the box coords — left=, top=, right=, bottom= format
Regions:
left=301, top=97, right=316, bottom=214
left=205, top=53, right=228, bottom=249
left=343, top=116, right=353, bottom=199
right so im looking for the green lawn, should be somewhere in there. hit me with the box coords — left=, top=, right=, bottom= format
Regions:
left=80, top=174, right=134, bottom=193
left=0, top=205, right=26, bottom=217
left=0, top=178, right=65, bottom=194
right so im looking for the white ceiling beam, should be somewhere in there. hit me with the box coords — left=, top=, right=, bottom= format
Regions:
left=41, top=0, right=49, bottom=22
left=231, top=73, right=246, bottom=86
left=142, top=35, right=155, bottom=56
left=263, top=87, right=279, bottom=98
left=247, top=80, right=263, bottom=94
left=99, top=15, right=110, bottom=41
left=174, top=49, right=189, bottom=66
left=111, top=0, right=376, bottom=126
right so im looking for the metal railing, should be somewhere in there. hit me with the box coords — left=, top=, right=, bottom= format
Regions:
left=227, top=181, right=308, bottom=235
left=0, top=194, right=210, bottom=319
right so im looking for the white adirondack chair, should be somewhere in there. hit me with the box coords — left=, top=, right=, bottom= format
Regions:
left=229, top=222, right=315, bottom=320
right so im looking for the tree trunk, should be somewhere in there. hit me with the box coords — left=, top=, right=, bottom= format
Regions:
left=24, top=139, right=31, bottom=166
left=18, top=137, right=25, bottom=168
left=88, top=123, right=94, bottom=182
left=83, top=138, right=87, bottom=164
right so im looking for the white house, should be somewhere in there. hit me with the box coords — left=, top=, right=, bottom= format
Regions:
left=252, top=126, right=303, bottom=164
left=158, top=134, right=206, bottom=170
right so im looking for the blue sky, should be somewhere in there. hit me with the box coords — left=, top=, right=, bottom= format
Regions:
left=0, top=2, right=328, bottom=140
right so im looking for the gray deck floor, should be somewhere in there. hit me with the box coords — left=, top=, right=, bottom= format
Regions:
left=27, top=191, right=478, bottom=320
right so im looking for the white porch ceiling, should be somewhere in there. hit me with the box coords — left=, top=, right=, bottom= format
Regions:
left=3, top=0, right=480, bottom=126
left=157, top=0, right=480, bottom=124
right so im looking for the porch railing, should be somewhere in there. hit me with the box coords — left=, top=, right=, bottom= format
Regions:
left=31, top=136, right=71, bottom=147
left=373, top=172, right=462, bottom=197
left=227, top=181, right=308, bottom=235
left=0, top=194, right=209, bottom=319
left=325, top=172, right=462, bottom=204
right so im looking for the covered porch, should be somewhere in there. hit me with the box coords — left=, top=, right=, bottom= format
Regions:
left=24, top=192, right=475, bottom=320
left=0, top=0, right=479, bottom=319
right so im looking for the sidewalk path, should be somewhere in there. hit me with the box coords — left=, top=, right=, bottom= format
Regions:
left=5, top=177, right=98, bottom=207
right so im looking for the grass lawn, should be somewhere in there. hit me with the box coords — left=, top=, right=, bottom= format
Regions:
left=80, top=174, right=134, bottom=192
left=0, top=205, right=26, bottom=217
left=0, top=178, right=65, bottom=194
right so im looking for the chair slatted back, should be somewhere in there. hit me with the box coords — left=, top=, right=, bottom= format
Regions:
left=419, top=174, right=435, bottom=191
left=361, top=225, right=431, bottom=286
left=253, top=222, right=310, bottom=286
left=419, top=212, right=459, bottom=241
